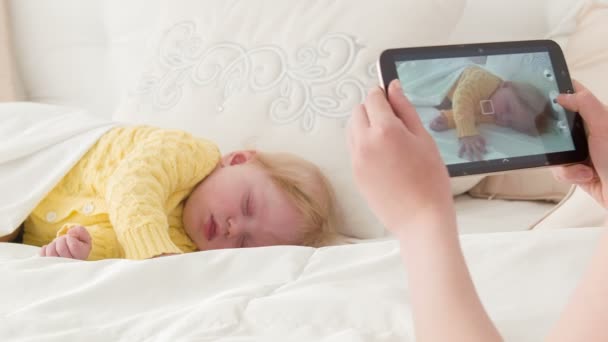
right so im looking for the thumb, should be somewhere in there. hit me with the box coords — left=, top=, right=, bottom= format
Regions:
left=387, top=79, right=425, bottom=135
left=68, top=226, right=92, bottom=245
left=557, top=81, right=607, bottom=134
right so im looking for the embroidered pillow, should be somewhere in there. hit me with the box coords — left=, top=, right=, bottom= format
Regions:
left=114, top=0, right=469, bottom=239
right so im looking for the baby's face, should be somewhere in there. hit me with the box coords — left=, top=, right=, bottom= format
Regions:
left=182, top=151, right=303, bottom=251
left=490, top=85, right=539, bottom=135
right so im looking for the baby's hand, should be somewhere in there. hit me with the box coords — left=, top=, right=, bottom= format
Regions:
left=430, top=114, right=450, bottom=132
left=459, top=135, right=487, bottom=161
left=40, top=226, right=92, bottom=260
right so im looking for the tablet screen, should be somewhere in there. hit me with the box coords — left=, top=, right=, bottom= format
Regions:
left=394, top=51, right=576, bottom=168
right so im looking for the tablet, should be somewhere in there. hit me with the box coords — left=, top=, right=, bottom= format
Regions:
left=377, top=40, right=588, bottom=177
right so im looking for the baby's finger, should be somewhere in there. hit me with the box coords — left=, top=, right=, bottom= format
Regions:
left=475, top=147, right=484, bottom=161
left=40, top=245, right=47, bottom=256
left=467, top=145, right=475, bottom=162
left=467, top=144, right=475, bottom=161
left=552, top=164, right=595, bottom=184
left=55, top=236, right=74, bottom=258
left=66, top=235, right=89, bottom=260
left=68, top=226, right=91, bottom=245
left=46, top=241, right=59, bottom=257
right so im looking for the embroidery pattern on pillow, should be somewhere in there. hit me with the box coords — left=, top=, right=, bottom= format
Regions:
left=133, top=21, right=376, bottom=131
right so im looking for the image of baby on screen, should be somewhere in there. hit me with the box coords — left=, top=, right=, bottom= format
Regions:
left=429, top=65, right=552, bottom=161
left=397, top=53, right=575, bottom=164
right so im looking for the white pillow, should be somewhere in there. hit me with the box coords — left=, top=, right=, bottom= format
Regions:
left=562, top=1, right=608, bottom=103
left=545, top=0, right=589, bottom=40
left=530, top=1, right=608, bottom=229
left=448, top=0, right=588, bottom=45
left=532, top=186, right=606, bottom=229
left=114, top=0, right=468, bottom=239
left=469, top=169, right=573, bottom=203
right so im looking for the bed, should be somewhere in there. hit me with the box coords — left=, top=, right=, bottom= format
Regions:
left=0, top=228, right=604, bottom=341
left=2, top=0, right=608, bottom=340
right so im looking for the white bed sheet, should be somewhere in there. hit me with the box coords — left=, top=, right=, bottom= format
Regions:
left=0, top=227, right=603, bottom=341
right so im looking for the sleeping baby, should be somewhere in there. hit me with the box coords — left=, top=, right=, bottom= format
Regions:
left=428, top=66, right=553, bottom=161
left=18, top=126, right=338, bottom=260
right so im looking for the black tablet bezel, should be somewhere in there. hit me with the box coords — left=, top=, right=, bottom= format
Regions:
left=378, top=40, right=589, bottom=177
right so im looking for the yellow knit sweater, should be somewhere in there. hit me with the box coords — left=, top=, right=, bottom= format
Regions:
left=441, top=66, right=503, bottom=137
left=23, top=126, right=221, bottom=260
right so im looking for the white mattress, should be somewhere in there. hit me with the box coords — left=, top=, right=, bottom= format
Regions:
left=0, top=227, right=603, bottom=341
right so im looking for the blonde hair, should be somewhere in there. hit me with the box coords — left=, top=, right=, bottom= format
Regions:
left=250, top=152, right=339, bottom=247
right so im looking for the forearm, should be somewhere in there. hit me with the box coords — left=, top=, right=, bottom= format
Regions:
left=107, top=182, right=183, bottom=259
left=441, top=110, right=457, bottom=129
left=545, top=230, right=608, bottom=342
left=453, top=108, right=479, bottom=138
left=398, top=213, right=502, bottom=342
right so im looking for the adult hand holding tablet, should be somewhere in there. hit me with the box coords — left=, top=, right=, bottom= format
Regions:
left=377, top=40, right=589, bottom=177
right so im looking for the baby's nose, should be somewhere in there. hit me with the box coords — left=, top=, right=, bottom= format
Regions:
left=226, top=217, right=246, bottom=237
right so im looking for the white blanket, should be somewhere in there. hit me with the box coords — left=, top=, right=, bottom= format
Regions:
left=0, top=102, right=115, bottom=235
left=0, top=227, right=603, bottom=341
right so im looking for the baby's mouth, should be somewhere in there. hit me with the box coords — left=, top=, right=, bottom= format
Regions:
left=204, top=215, right=217, bottom=241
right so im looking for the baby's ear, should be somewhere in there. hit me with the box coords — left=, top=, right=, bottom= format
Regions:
left=221, top=150, right=257, bottom=166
